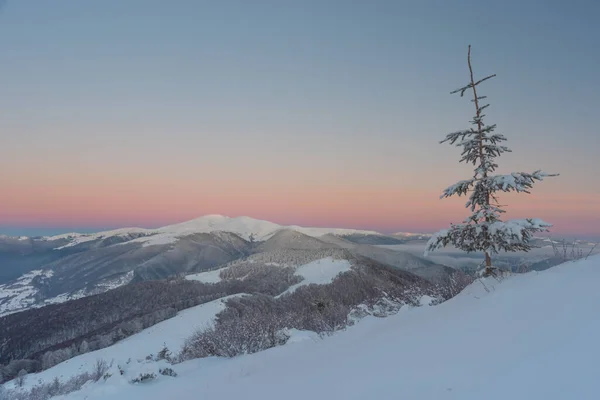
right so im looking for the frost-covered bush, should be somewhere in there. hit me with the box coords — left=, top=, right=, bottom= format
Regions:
left=0, top=369, right=96, bottom=400
left=15, top=369, right=27, bottom=387
left=180, top=256, right=441, bottom=361
left=130, top=372, right=157, bottom=384
left=91, top=359, right=112, bottom=382
left=180, top=296, right=289, bottom=359
left=0, top=359, right=40, bottom=384
left=436, top=269, right=475, bottom=299
left=159, top=368, right=177, bottom=377
left=155, top=343, right=173, bottom=363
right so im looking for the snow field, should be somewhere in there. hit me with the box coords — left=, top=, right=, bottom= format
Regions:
left=50, top=255, right=600, bottom=400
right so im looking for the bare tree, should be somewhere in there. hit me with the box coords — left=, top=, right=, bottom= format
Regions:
left=15, top=369, right=27, bottom=387
left=91, top=359, right=111, bottom=382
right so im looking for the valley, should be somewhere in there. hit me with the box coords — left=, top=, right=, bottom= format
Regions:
left=0, top=215, right=446, bottom=317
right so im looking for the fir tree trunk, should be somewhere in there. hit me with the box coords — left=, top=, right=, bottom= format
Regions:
left=468, top=45, right=493, bottom=276
left=484, top=251, right=492, bottom=275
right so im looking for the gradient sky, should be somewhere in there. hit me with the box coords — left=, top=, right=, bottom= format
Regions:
left=1, top=0, right=599, bottom=238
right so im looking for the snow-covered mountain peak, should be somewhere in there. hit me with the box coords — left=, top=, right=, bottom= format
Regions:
left=20, top=215, right=394, bottom=249
left=157, top=215, right=283, bottom=241
left=151, top=215, right=385, bottom=244
left=393, top=232, right=432, bottom=238
left=45, top=227, right=154, bottom=249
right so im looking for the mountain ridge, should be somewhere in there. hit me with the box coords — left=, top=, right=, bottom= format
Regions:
left=0, top=216, right=450, bottom=318
left=28, top=215, right=387, bottom=249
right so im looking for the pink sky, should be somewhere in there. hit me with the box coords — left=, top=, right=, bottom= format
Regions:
left=2, top=170, right=598, bottom=236
left=1, top=2, right=599, bottom=238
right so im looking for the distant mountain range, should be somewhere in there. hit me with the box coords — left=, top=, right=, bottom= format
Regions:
left=0, top=215, right=437, bottom=317
left=40, top=215, right=386, bottom=247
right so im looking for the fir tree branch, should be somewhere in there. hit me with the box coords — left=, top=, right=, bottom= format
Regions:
left=426, top=45, right=559, bottom=274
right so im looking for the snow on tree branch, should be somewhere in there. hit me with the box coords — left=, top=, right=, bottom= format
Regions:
left=486, top=171, right=558, bottom=193
left=441, top=179, right=475, bottom=198
left=424, top=45, right=558, bottom=276
left=425, top=218, right=552, bottom=256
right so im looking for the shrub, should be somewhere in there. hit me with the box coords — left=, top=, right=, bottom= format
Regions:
left=180, top=294, right=291, bottom=360
left=155, top=344, right=173, bottom=363
left=15, top=369, right=27, bottom=387
left=0, top=369, right=95, bottom=400
left=91, top=359, right=112, bottom=382
left=47, top=377, right=61, bottom=397
left=551, top=239, right=598, bottom=262
left=159, top=367, right=177, bottom=377
left=0, top=359, right=41, bottom=383
left=179, top=256, right=442, bottom=362
left=130, top=373, right=156, bottom=384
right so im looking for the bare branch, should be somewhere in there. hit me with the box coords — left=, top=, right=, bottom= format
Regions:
left=473, top=74, right=497, bottom=86
left=585, top=243, right=598, bottom=260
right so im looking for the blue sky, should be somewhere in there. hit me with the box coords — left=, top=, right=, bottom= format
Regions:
left=1, top=0, right=599, bottom=237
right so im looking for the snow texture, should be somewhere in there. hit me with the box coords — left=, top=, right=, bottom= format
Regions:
left=276, top=257, right=352, bottom=297
left=185, top=269, right=225, bottom=284
left=18, top=255, right=599, bottom=400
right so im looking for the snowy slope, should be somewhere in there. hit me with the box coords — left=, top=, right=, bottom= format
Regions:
left=185, top=269, right=224, bottom=284
left=0, top=270, right=135, bottom=317
left=44, top=255, right=600, bottom=400
left=48, top=228, right=154, bottom=249
left=157, top=215, right=283, bottom=241
left=0, top=270, right=53, bottom=316
left=4, top=296, right=242, bottom=390
left=277, top=258, right=352, bottom=297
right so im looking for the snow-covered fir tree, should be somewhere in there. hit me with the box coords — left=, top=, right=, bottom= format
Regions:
left=425, top=46, right=558, bottom=276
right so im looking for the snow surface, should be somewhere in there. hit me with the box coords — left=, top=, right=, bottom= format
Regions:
left=5, top=296, right=242, bottom=391
left=157, top=215, right=283, bottom=241
left=277, top=257, right=352, bottom=297
left=185, top=269, right=224, bottom=284
left=35, top=255, right=600, bottom=400
left=0, top=269, right=54, bottom=317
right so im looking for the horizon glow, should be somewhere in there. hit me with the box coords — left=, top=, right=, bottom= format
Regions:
left=1, top=1, right=599, bottom=238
